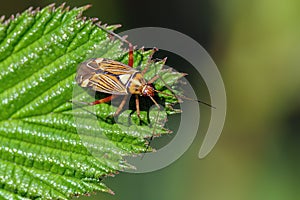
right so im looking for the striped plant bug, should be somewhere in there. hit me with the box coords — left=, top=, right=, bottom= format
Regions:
left=75, top=25, right=214, bottom=119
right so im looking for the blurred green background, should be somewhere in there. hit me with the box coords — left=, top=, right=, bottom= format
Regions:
left=2, top=0, right=300, bottom=199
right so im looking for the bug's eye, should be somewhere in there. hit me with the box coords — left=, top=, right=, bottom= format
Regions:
left=142, top=85, right=155, bottom=97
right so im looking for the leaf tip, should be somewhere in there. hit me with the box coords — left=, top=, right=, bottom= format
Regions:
left=31, top=7, right=40, bottom=15
left=82, top=16, right=87, bottom=21
left=65, top=6, right=70, bottom=12
left=111, top=24, right=122, bottom=29
left=27, top=6, right=33, bottom=13
left=108, top=189, right=115, bottom=195
left=0, top=15, right=5, bottom=22
left=9, top=14, right=15, bottom=21
left=59, top=2, right=66, bottom=9
left=49, top=3, right=56, bottom=12
left=47, top=3, right=56, bottom=9
left=162, top=57, right=168, bottom=63
left=82, top=4, right=93, bottom=11
left=151, top=148, right=157, bottom=153
left=139, top=46, right=145, bottom=51
left=90, top=17, right=99, bottom=22
left=181, top=72, right=188, bottom=77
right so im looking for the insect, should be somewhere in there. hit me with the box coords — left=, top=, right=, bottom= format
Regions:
left=75, top=27, right=165, bottom=118
left=75, top=57, right=161, bottom=117
left=75, top=25, right=214, bottom=118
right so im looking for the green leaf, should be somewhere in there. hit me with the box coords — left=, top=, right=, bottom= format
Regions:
left=0, top=4, right=183, bottom=199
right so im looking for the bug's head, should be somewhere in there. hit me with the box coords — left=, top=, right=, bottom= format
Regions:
left=142, top=84, right=155, bottom=97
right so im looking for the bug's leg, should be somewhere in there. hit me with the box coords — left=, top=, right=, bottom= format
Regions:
left=147, top=74, right=160, bottom=84
left=128, top=43, right=134, bottom=67
left=141, top=48, right=159, bottom=75
left=149, top=95, right=160, bottom=109
left=89, top=95, right=116, bottom=105
left=70, top=95, right=115, bottom=106
left=95, top=24, right=135, bottom=67
left=135, top=95, right=141, bottom=119
left=114, top=95, right=128, bottom=116
left=142, top=105, right=163, bottom=158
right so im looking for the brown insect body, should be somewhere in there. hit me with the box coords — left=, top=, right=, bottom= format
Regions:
left=75, top=26, right=213, bottom=118
left=76, top=58, right=155, bottom=97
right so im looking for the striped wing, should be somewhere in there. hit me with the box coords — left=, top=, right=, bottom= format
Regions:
left=76, top=58, right=139, bottom=95
left=88, top=73, right=128, bottom=95
left=95, top=58, right=137, bottom=75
